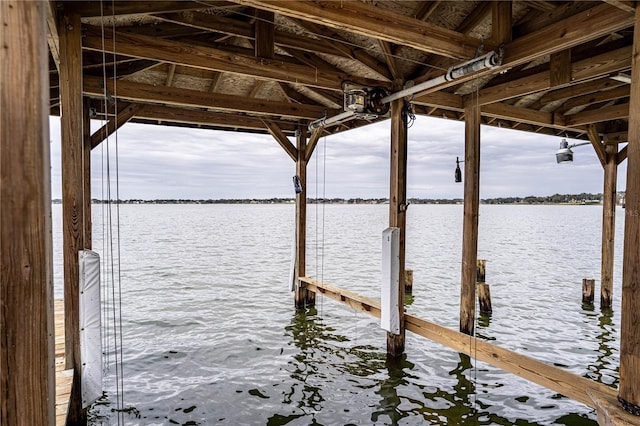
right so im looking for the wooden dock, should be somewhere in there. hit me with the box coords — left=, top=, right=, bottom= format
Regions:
left=55, top=300, right=72, bottom=426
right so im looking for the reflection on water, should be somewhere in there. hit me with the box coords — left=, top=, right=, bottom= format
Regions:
left=584, top=308, right=619, bottom=388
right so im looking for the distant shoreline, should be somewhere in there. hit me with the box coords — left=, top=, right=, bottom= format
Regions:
left=51, top=192, right=624, bottom=206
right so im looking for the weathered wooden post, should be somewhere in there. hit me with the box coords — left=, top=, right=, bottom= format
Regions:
left=404, top=269, right=413, bottom=294
left=294, top=127, right=315, bottom=308
left=460, top=93, right=481, bottom=335
left=600, top=143, right=618, bottom=309
left=387, top=97, right=408, bottom=357
left=476, top=259, right=492, bottom=315
left=59, top=10, right=87, bottom=424
left=582, top=278, right=595, bottom=305
left=1, top=1, right=55, bottom=423
left=618, top=7, right=640, bottom=417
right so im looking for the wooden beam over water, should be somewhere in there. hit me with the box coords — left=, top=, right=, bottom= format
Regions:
left=298, top=277, right=620, bottom=411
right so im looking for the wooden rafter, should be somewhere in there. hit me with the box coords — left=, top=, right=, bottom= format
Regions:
left=64, top=1, right=221, bottom=18
left=82, top=26, right=387, bottom=92
left=229, top=0, right=485, bottom=59
left=414, top=1, right=441, bottom=21
left=262, top=120, right=297, bottom=161
left=378, top=40, right=400, bottom=81
left=537, top=77, right=627, bottom=107
left=556, top=85, right=630, bottom=114
left=565, top=103, right=629, bottom=127
left=83, top=76, right=337, bottom=120
left=602, top=0, right=635, bottom=14
left=478, top=46, right=631, bottom=105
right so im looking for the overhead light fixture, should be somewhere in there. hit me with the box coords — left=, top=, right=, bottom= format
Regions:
left=455, top=157, right=464, bottom=182
left=555, top=138, right=591, bottom=163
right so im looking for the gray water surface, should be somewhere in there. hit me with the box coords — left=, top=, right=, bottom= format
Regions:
left=52, top=204, right=623, bottom=425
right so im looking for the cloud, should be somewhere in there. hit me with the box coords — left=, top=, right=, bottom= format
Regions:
left=49, top=115, right=627, bottom=200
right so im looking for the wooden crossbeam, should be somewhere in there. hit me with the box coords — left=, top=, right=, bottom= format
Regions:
left=617, top=144, right=629, bottom=164
left=537, top=78, right=627, bottom=106
left=229, top=0, right=484, bottom=59
left=90, top=103, right=145, bottom=149
left=83, top=76, right=336, bottom=120
left=262, top=120, right=297, bottom=161
left=82, top=26, right=386, bottom=92
left=64, top=1, right=214, bottom=18
left=556, top=85, right=629, bottom=113
left=299, top=277, right=618, bottom=409
left=479, top=46, right=631, bottom=105
left=565, top=103, right=629, bottom=127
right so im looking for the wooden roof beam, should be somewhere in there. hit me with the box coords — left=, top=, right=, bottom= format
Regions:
left=82, top=26, right=387, bottom=92
left=601, top=0, right=635, bottom=14
left=62, top=1, right=222, bottom=18
left=125, top=104, right=297, bottom=134
left=478, top=46, right=631, bottom=105
left=556, top=85, right=630, bottom=114
left=254, top=9, right=274, bottom=59
left=83, top=76, right=337, bottom=120
left=289, top=18, right=393, bottom=82
left=503, top=3, right=634, bottom=67
left=414, top=1, right=441, bottom=21
left=228, top=0, right=485, bottom=59
left=263, top=120, right=298, bottom=161
left=565, top=103, right=629, bottom=127
left=536, top=77, right=627, bottom=107
left=378, top=40, right=400, bottom=81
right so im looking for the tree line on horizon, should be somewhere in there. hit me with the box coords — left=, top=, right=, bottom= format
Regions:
left=50, top=192, right=625, bottom=205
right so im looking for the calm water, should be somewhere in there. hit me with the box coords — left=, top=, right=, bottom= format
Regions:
left=52, top=204, right=624, bottom=425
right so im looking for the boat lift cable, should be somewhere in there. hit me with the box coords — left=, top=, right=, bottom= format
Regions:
left=307, top=50, right=503, bottom=132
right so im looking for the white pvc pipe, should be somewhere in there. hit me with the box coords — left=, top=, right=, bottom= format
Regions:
left=308, top=110, right=355, bottom=131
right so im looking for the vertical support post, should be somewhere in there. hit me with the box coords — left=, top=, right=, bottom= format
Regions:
left=59, top=11, right=86, bottom=424
left=476, top=259, right=492, bottom=315
left=601, top=143, right=618, bottom=309
left=618, top=8, right=640, bottom=416
left=583, top=279, right=595, bottom=305
left=83, top=97, right=92, bottom=249
left=0, top=2, right=55, bottom=424
left=387, top=98, right=408, bottom=357
left=294, top=127, right=315, bottom=308
left=460, top=94, right=481, bottom=336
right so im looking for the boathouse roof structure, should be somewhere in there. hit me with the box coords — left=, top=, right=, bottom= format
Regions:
left=3, top=1, right=640, bottom=424
left=48, top=0, right=634, bottom=144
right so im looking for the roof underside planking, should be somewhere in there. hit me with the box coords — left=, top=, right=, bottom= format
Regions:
left=48, top=0, right=636, bottom=143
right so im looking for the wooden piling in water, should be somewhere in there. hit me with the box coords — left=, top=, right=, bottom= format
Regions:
left=583, top=278, right=595, bottom=305
left=460, top=95, right=481, bottom=336
left=476, top=259, right=492, bottom=315
left=387, top=97, right=408, bottom=357
left=404, top=270, right=413, bottom=294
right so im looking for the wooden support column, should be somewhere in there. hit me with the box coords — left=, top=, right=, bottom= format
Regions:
left=83, top=97, right=92, bottom=248
left=601, top=143, right=618, bottom=309
left=460, top=94, right=481, bottom=336
left=387, top=98, right=408, bottom=357
left=0, top=2, right=55, bottom=424
left=59, top=11, right=86, bottom=424
left=294, top=127, right=315, bottom=308
left=618, top=8, right=640, bottom=416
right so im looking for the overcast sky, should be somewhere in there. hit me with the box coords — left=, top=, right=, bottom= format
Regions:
left=49, top=115, right=627, bottom=200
